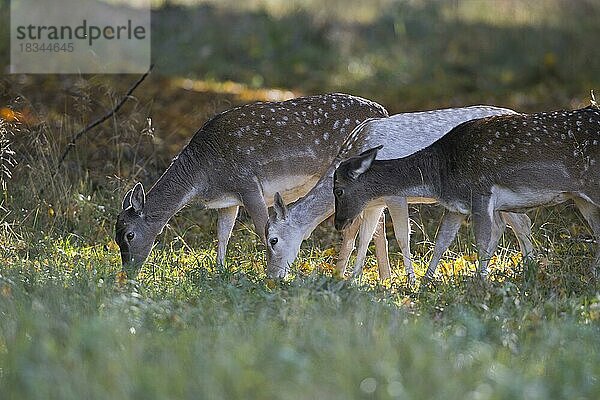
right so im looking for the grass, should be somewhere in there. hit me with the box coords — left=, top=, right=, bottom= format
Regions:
left=1, top=225, right=600, bottom=399
left=1, top=90, right=599, bottom=400
left=1, top=141, right=600, bottom=399
left=1, top=85, right=600, bottom=400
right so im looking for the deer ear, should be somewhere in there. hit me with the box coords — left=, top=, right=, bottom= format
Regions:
left=347, top=146, right=382, bottom=180
left=122, top=188, right=133, bottom=210
left=128, top=182, right=146, bottom=212
left=273, top=192, right=288, bottom=220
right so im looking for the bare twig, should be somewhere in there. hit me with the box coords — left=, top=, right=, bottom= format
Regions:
left=55, top=64, right=154, bottom=174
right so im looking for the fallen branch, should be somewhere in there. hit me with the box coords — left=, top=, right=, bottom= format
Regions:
left=55, top=64, right=154, bottom=173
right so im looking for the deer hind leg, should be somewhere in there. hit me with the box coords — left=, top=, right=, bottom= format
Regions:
left=216, top=206, right=239, bottom=265
left=353, top=205, right=386, bottom=277
left=573, top=197, right=600, bottom=277
left=500, top=212, right=535, bottom=261
left=336, top=215, right=362, bottom=277
left=372, top=212, right=391, bottom=280
left=425, top=211, right=466, bottom=279
left=472, top=196, right=505, bottom=277
left=385, top=197, right=415, bottom=284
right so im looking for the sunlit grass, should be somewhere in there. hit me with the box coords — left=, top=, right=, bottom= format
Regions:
left=174, top=77, right=298, bottom=102
left=2, top=209, right=600, bottom=398
left=440, top=0, right=564, bottom=28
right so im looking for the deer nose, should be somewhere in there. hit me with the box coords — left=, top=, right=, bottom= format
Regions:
left=120, top=251, right=132, bottom=266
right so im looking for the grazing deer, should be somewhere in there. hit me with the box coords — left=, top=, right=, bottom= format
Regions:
left=266, top=106, right=534, bottom=281
left=334, top=105, right=600, bottom=278
left=115, top=93, right=388, bottom=276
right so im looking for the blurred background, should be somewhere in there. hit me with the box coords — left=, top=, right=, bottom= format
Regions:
left=0, top=0, right=599, bottom=251
left=3, top=1, right=600, bottom=108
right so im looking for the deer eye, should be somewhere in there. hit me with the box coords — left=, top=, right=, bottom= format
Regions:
left=334, top=188, right=344, bottom=197
left=126, top=232, right=135, bottom=241
left=269, top=237, right=278, bottom=247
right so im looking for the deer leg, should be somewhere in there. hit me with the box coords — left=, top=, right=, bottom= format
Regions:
left=500, top=212, right=535, bottom=260
left=573, top=197, right=600, bottom=277
left=216, top=206, right=239, bottom=265
left=336, top=215, right=362, bottom=277
left=372, top=212, right=391, bottom=280
left=241, top=191, right=269, bottom=245
left=472, top=197, right=505, bottom=277
left=386, top=197, right=415, bottom=283
left=353, top=205, right=386, bottom=277
left=425, top=211, right=466, bottom=279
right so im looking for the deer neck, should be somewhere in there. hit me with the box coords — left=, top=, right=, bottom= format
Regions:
left=287, top=165, right=338, bottom=238
left=143, top=153, right=205, bottom=227
left=362, top=150, right=441, bottom=201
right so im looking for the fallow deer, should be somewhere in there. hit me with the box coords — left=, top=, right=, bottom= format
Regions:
left=334, top=106, right=600, bottom=278
left=266, top=107, right=534, bottom=281
left=115, top=93, right=388, bottom=276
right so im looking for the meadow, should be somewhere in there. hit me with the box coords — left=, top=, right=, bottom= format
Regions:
left=2, top=1, right=600, bottom=399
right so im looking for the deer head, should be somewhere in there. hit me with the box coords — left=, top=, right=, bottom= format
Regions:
left=333, top=146, right=382, bottom=231
left=115, top=183, right=161, bottom=277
